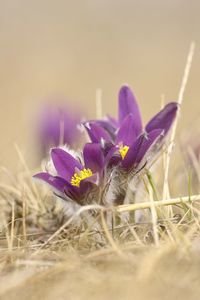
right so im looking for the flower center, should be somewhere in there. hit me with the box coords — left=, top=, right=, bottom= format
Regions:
left=119, top=145, right=129, bottom=160
left=71, top=168, right=93, bottom=187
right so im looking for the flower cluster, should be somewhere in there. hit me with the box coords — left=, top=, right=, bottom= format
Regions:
left=36, top=103, right=82, bottom=157
left=34, top=85, right=178, bottom=207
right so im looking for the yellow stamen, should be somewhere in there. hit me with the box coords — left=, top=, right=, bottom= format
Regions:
left=119, top=145, right=129, bottom=160
left=71, top=168, right=93, bottom=187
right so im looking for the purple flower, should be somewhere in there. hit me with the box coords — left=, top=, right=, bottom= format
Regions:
left=85, top=85, right=178, bottom=170
left=37, top=104, right=82, bottom=157
left=34, top=144, right=105, bottom=205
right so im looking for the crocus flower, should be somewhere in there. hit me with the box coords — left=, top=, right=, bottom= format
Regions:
left=85, top=85, right=178, bottom=171
left=34, top=144, right=105, bottom=205
left=37, top=103, right=82, bottom=157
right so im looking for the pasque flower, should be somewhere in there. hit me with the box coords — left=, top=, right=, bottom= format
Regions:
left=85, top=85, right=178, bottom=170
left=37, top=104, right=82, bottom=157
left=34, top=143, right=105, bottom=205
left=34, top=85, right=178, bottom=209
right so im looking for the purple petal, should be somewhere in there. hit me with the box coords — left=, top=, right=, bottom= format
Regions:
left=81, top=174, right=98, bottom=186
left=118, top=85, right=142, bottom=136
left=79, top=174, right=98, bottom=197
left=39, top=106, right=60, bottom=149
left=100, top=140, right=115, bottom=157
left=145, top=102, right=178, bottom=135
left=122, top=129, right=163, bottom=169
left=95, top=119, right=117, bottom=140
left=116, top=114, right=138, bottom=146
left=84, top=122, right=112, bottom=143
left=83, top=143, right=105, bottom=174
left=33, top=172, right=69, bottom=194
left=51, top=148, right=83, bottom=181
left=105, top=146, right=121, bottom=167
left=37, top=104, right=82, bottom=157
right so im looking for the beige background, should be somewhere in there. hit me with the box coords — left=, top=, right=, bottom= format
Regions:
left=0, top=0, right=199, bottom=170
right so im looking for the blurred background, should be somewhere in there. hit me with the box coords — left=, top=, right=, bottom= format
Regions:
left=0, top=0, right=199, bottom=170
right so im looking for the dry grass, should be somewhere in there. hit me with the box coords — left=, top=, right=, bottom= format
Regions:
left=1, top=142, right=200, bottom=300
